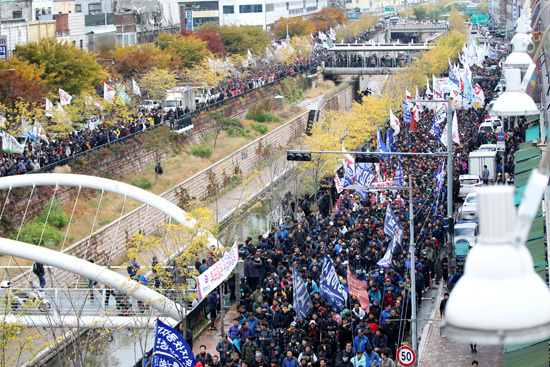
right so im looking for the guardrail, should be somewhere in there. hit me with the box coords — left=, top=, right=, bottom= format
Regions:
left=28, top=66, right=318, bottom=175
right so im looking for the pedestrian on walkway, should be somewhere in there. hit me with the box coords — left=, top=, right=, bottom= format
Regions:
left=196, top=345, right=213, bottom=367
left=208, top=289, right=219, bottom=330
left=379, top=351, right=395, bottom=367
left=470, top=343, right=477, bottom=353
left=127, top=258, right=140, bottom=280
left=33, top=262, right=46, bottom=288
left=472, top=361, right=478, bottom=367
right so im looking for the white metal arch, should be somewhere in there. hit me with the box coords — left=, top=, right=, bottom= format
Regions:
left=0, top=238, right=182, bottom=320
left=0, top=173, right=222, bottom=321
left=443, top=1, right=479, bottom=7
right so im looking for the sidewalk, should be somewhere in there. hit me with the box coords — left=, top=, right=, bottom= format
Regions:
left=418, top=318, right=505, bottom=367
left=192, top=303, right=239, bottom=356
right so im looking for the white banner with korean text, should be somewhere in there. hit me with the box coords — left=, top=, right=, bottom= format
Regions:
left=197, top=240, right=239, bottom=300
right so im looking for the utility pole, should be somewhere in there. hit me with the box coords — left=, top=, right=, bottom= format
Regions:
left=446, top=97, right=454, bottom=266
left=408, top=175, right=417, bottom=354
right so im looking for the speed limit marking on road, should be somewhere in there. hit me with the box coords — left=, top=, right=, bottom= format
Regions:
left=397, top=346, right=416, bottom=366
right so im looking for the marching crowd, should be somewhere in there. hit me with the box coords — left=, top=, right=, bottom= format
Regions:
left=189, top=54, right=527, bottom=367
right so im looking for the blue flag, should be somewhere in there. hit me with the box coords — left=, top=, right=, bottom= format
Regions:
left=403, top=102, right=411, bottom=124
left=384, top=205, right=403, bottom=253
left=376, top=125, right=389, bottom=158
left=377, top=236, right=399, bottom=268
left=386, top=127, right=396, bottom=152
left=293, top=265, right=313, bottom=321
left=153, top=320, right=197, bottom=367
left=342, top=163, right=355, bottom=188
left=356, top=189, right=369, bottom=201
left=320, top=254, right=347, bottom=312
left=355, top=163, right=375, bottom=187
left=393, top=161, right=404, bottom=187
left=429, top=115, right=441, bottom=139
left=433, top=161, right=446, bottom=197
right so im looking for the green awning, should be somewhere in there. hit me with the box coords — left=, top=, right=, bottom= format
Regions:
left=526, top=237, right=546, bottom=264
left=504, top=339, right=548, bottom=354
left=526, top=116, right=540, bottom=124
left=525, top=125, right=540, bottom=142
left=514, top=147, right=540, bottom=162
left=504, top=339, right=549, bottom=367
left=528, top=216, right=544, bottom=240
left=515, top=157, right=541, bottom=175
left=514, top=171, right=531, bottom=188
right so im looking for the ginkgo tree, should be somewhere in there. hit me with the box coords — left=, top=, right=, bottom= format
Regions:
left=123, top=206, right=229, bottom=325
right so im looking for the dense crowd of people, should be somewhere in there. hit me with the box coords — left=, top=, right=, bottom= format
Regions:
left=185, top=53, right=528, bottom=367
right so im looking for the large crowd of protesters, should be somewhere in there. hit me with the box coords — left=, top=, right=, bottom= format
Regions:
left=0, top=25, right=393, bottom=178
left=181, top=54, right=529, bottom=367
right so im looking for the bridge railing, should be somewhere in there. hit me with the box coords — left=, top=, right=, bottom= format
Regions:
left=324, top=57, right=408, bottom=68
left=389, top=23, right=448, bottom=30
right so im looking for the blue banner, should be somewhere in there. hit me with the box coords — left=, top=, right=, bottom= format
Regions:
left=386, top=127, right=396, bottom=152
left=433, top=161, right=446, bottom=197
left=342, top=163, right=355, bottom=188
left=320, top=254, right=347, bottom=312
left=393, top=161, right=403, bottom=187
left=356, top=189, right=369, bottom=201
left=403, top=102, right=411, bottom=124
left=429, top=115, right=442, bottom=139
left=293, top=265, right=313, bottom=321
left=377, top=236, right=399, bottom=268
left=153, top=320, right=197, bottom=367
left=355, top=163, right=375, bottom=187
left=384, top=205, right=403, bottom=253
left=376, top=125, right=389, bottom=157
left=186, top=10, right=193, bottom=31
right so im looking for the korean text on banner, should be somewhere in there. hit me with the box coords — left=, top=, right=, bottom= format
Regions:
left=153, top=319, right=197, bottom=367
left=197, top=241, right=239, bottom=300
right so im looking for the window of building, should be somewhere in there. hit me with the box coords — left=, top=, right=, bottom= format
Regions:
left=223, top=5, right=234, bottom=13
left=88, top=3, right=101, bottom=14
left=12, top=10, right=23, bottom=19
left=80, top=39, right=84, bottom=49
left=286, top=2, right=289, bottom=10
left=266, top=3, right=274, bottom=11
left=183, top=2, right=218, bottom=11
left=193, top=17, right=219, bottom=27
left=239, top=4, right=262, bottom=13
left=75, top=4, right=82, bottom=12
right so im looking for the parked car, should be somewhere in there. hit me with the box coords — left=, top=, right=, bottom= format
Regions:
left=459, top=174, right=482, bottom=198
left=141, top=100, right=162, bottom=111
left=457, top=205, right=478, bottom=222
left=463, top=192, right=478, bottom=207
left=454, top=221, right=479, bottom=265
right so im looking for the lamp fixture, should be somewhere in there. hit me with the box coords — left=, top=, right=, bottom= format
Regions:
left=441, top=185, right=550, bottom=344
left=489, top=65, right=539, bottom=116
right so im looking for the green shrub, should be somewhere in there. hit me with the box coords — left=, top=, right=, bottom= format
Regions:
left=227, top=127, right=251, bottom=138
left=15, top=220, right=63, bottom=248
left=131, top=177, right=154, bottom=190
left=250, top=123, right=269, bottom=134
left=36, top=200, right=69, bottom=229
left=246, top=112, right=283, bottom=123
left=190, top=145, right=213, bottom=158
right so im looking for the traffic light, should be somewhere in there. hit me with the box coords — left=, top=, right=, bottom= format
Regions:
left=444, top=216, right=455, bottom=234
left=287, top=151, right=312, bottom=161
left=355, top=154, right=380, bottom=163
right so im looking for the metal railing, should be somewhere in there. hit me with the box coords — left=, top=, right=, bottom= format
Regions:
left=22, top=66, right=318, bottom=176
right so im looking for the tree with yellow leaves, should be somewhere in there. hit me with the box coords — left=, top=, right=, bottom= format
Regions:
left=448, top=8, right=468, bottom=34
left=182, top=59, right=228, bottom=89
left=124, top=206, right=226, bottom=324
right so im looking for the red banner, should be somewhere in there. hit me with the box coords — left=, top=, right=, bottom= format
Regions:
left=347, top=265, right=370, bottom=313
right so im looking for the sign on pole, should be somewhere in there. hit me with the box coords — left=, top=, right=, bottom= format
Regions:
left=0, top=36, right=7, bottom=60
left=497, top=141, right=505, bottom=151
left=496, top=132, right=505, bottom=141
left=186, top=10, right=193, bottom=31
left=397, top=346, right=416, bottom=367
left=473, top=14, right=488, bottom=24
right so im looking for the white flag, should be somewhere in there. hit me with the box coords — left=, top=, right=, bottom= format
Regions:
left=405, top=89, right=412, bottom=100
left=426, top=76, right=433, bottom=97
left=1, top=131, right=25, bottom=154
left=440, top=123, right=448, bottom=147
left=56, top=102, right=64, bottom=112
left=452, top=111, right=460, bottom=145
left=45, top=98, right=53, bottom=111
left=389, top=108, right=400, bottom=135
left=59, top=89, right=73, bottom=105
left=132, top=79, right=141, bottom=96
left=334, top=175, right=344, bottom=193
left=247, top=49, right=253, bottom=62
left=104, top=83, right=116, bottom=103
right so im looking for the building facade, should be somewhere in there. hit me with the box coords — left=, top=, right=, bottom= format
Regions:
left=179, top=0, right=328, bottom=31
